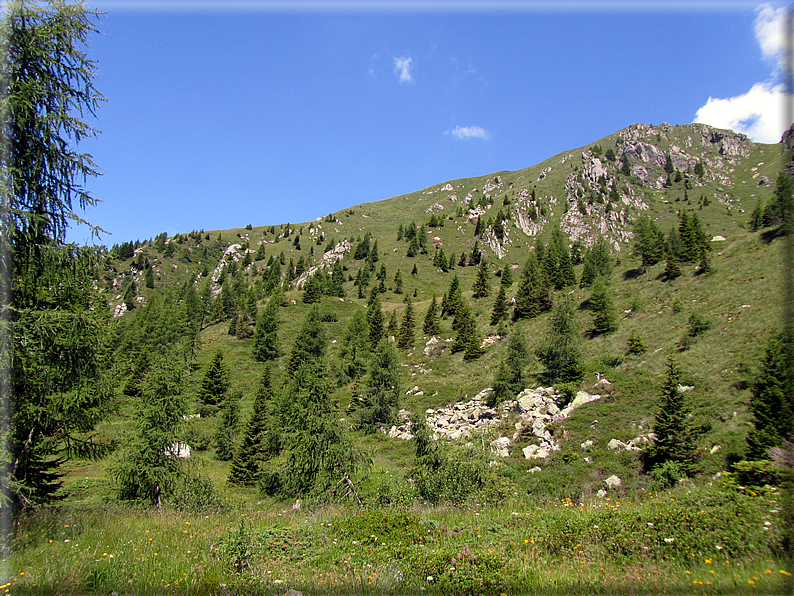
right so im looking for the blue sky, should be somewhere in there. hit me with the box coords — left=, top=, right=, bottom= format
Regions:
left=69, top=0, right=787, bottom=245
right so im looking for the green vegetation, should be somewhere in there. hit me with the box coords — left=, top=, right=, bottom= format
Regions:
left=5, top=6, right=794, bottom=591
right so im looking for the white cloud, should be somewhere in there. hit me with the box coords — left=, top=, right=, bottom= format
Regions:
left=449, top=125, right=489, bottom=140
left=694, top=81, right=789, bottom=143
left=693, top=4, right=793, bottom=143
left=755, top=3, right=787, bottom=67
left=393, top=56, right=413, bottom=83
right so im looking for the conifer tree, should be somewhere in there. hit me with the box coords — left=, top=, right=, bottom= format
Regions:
left=145, top=266, right=155, bottom=289
left=302, top=272, right=323, bottom=304
left=198, top=351, right=230, bottom=405
left=387, top=309, right=399, bottom=336
left=340, top=310, right=370, bottom=380
left=489, top=330, right=529, bottom=406
left=536, top=299, right=584, bottom=384
left=423, top=295, right=442, bottom=336
left=588, top=276, right=618, bottom=335
left=452, top=299, right=479, bottom=355
left=649, top=360, right=697, bottom=475
left=443, top=275, right=463, bottom=318
left=366, top=287, right=384, bottom=349
left=286, top=306, right=327, bottom=375
left=110, top=355, right=189, bottom=509
left=397, top=298, right=416, bottom=349
left=501, top=264, right=513, bottom=286
left=274, top=357, right=368, bottom=500
left=580, top=236, right=613, bottom=287
left=407, top=236, right=419, bottom=257
left=513, top=252, right=551, bottom=320
left=490, top=284, right=508, bottom=326
left=472, top=260, right=490, bottom=298
left=393, top=269, right=403, bottom=294
left=632, top=216, right=666, bottom=270
left=123, top=280, right=137, bottom=311
left=546, top=227, right=576, bottom=290
left=746, top=330, right=794, bottom=460
left=214, top=390, right=242, bottom=461
left=228, top=368, right=279, bottom=485
left=253, top=291, right=280, bottom=362
left=749, top=199, right=764, bottom=231
left=357, top=339, right=402, bottom=432
left=329, top=260, right=346, bottom=297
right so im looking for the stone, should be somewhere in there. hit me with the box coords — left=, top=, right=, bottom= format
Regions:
left=608, top=438, right=625, bottom=450
left=581, top=440, right=594, bottom=451
left=597, top=489, right=607, bottom=498
left=492, top=437, right=511, bottom=457
left=522, top=445, right=538, bottom=459
left=528, top=466, right=542, bottom=473
left=604, top=475, right=622, bottom=488
left=518, top=395, right=541, bottom=413
left=570, top=391, right=601, bottom=409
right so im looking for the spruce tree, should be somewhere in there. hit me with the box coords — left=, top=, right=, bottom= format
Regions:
left=580, top=236, right=613, bottom=287
left=443, top=275, right=463, bottom=318
left=632, top=216, right=666, bottom=270
left=253, top=291, right=280, bottom=362
left=214, top=390, right=242, bottom=461
left=397, top=298, right=416, bottom=349
left=490, top=284, right=508, bottom=326
left=357, top=339, right=402, bottom=432
left=746, top=331, right=794, bottom=460
left=489, top=330, right=529, bottom=406
left=366, top=287, right=384, bottom=349
left=387, top=308, right=399, bottom=336
left=472, top=260, right=490, bottom=298
left=286, top=306, right=327, bottom=375
left=198, top=351, right=230, bottom=405
left=423, top=295, right=442, bottom=336
left=340, top=309, right=370, bottom=380
left=749, top=200, right=764, bottom=231
left=536, top=299, right=584, bottom=384
left=110, top=355, right=189, bottom=508
left=649, top=360, right=697, bottom=475
left=228, top=368, right=279, bottom=486
left=588, top=276, right=618, bottom=336
left=513, top=252, right=551, bottom=320
left=329, top=260, right=346, bottom=297
left=393, top=269, right=403, bottom=294
left=501, top=264, right=513, bottom=286
left=274, top=356, right=368, bottom=500
left=452, top=299, right=479, bottom=355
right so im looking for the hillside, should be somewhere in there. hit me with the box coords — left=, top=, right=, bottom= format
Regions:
left=16, top=121, right=791, bottom=593
left=94, top=122, right=785, bottom=494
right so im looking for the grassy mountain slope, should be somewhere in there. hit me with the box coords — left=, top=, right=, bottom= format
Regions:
left=84, top=122, right=787, bottom=505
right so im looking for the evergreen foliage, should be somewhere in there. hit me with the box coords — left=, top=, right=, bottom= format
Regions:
left=472, top=261, right=490, bottom=298
left=632, top=216, right=666, bottom=269
left=588, top=276, right=618, bottom=336
left=339, top=310, right=370, bottom=381
left=214, top=390, right=242, bottom=461
left=397, top=298, right=416, bottom=349
left=253, top=291, right=280, bottom=362
left=228, top=368, right=279, bottom=486
left=271, top=358, right=369, bottom=501
left=110, top=356, right=189, bottom=508
left=357, top=339, right=401, bottom=432
left=198, top=351, right=230, bottom=405
left=443, top=275, right=463, bottom=319
left=286, top=306, right=327, bottom=375
left=580, top=237, right=613, bottom=287
left=488, top=330, right=529, bottom=406
left=423, top=296, right=442, bottom=336
left=648, top=360, right=697, bottom=476
left=626, top=331, right=647, bottom=355
left=536, top=299, right=584, bottom=384
left=746, top=331, right=794, bottom=459
left=490, top=284, right=508, bottom=326
left=513, top=252, right=551, bottom=320
left=500, top=264, right=513, bottom=286
left=366, top=287, right=384, bottom=349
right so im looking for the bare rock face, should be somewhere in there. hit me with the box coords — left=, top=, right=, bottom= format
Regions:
left=294, top=240, right=351, bottom=288
left=621, top=141, right=666, bottom=167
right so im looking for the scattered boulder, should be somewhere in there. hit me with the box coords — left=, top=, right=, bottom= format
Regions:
left=604, top=475, right=622, bottom=488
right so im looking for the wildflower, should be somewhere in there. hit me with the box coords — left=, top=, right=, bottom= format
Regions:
left=766, top=569, right=772, bottom=574
left=781, top=570, right=793, bottom=577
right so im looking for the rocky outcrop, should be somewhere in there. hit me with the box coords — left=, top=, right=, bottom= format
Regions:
left=293, top=240, right=351, bottom=288
left=388, top=385, right=603, bottom=461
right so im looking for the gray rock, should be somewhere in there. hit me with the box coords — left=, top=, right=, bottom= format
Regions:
left=604, top=475, right=622, bottom=488
left=528, top=466, right=542, bottom=473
